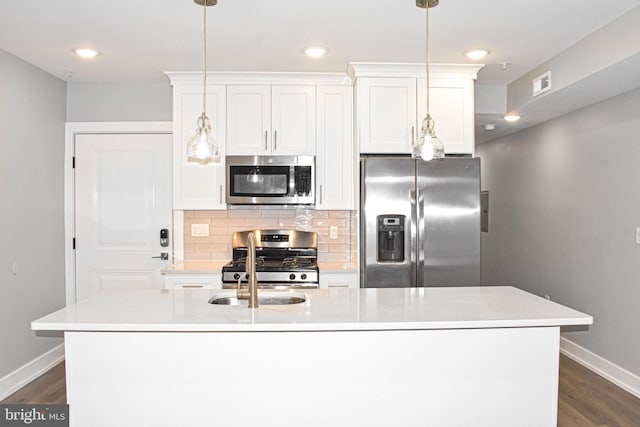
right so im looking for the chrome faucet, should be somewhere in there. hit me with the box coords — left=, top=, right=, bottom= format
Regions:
left=237, top=231, right=259, bottom=308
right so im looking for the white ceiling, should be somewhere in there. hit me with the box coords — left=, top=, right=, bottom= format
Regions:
left=1, top=0, right=639, bottom=85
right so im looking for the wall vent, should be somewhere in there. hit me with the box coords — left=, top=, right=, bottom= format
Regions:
left=532, top=71, right=551, bottom=97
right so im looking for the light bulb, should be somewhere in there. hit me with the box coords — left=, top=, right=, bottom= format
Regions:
left=421, top=136, right=435, bottom=161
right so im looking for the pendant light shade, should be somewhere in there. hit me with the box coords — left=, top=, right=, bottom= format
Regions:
left=187, top=0, right=220, bottom=163
left=414, top=0, right=445, bottom=161
left=186, top=113, right=219, bottom=161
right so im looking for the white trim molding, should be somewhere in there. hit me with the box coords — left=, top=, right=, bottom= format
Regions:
left=172, top=210, right=184, bottom=262
left=165, top=71, right=352, bottom=86
left=347, top=62, right=484, bottom=80
left=64, top=122, right=172, bottom=305
left=0, top=344, right=65, bottom=401
left=560, top=336, right=640, bottom=399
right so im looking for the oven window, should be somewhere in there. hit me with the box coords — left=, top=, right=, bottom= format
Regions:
left=230, top=166, right=289, bottom=196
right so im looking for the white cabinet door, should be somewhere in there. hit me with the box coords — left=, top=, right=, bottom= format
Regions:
left=173, top=85, right=227, bottom=209
left=357, top=77, right=417, bottom=154
left=417, top=78, right=475, bottom=155
left=226, top=85, right=271, bottom=155
left=316, top=86, right=354, bottom=210
left=319, top=273, right=359, bottom=289
left=164, top=273, right=222, bottom=289
left=227, top=85, right=316, bottom=155
left=271, top=85, right=316, bottom=155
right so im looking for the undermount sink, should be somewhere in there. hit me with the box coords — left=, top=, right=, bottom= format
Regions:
left=208, top=293, right=306, bottom=306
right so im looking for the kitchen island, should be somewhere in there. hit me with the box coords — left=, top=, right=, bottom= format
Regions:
left=32, top=286, right=591, bottom=427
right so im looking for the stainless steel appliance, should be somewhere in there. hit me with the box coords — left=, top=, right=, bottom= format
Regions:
left=360, top=156, right=480, bottom=288
left=222, top=229, right=319, bottom=289
left=226, top=155, right=314, bottom=205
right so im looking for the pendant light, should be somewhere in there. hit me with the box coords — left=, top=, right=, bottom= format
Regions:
left=414, top=0, right=445, bottom=161
left=186, top=0, right=220, bottom=163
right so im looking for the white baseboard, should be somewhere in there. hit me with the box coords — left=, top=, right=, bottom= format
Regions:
left=560, top=336, right=640, bottom=399
left=0, top=344, right=65, bottom=401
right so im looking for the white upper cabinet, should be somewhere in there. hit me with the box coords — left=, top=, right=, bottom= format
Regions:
left=166, top=72, right=352, bottom=210
left=227, top=85, right=316, bottom=155
left=316, top=85, right=354, bottom=210
left=356, top=77, right=417, bottom=154
left=417, top=77, right=475, bottom=155
left=171, top=84, right=227, bottom=210
left=348, top=63, right=482, bottom=156
left=226, top=85, right=271, bottom=155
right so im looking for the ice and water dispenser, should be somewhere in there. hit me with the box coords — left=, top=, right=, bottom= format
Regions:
left=377, top=215, right=405, bottom=262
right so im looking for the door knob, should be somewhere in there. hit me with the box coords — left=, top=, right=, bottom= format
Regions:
left=152, top=252, right=169, bottom=261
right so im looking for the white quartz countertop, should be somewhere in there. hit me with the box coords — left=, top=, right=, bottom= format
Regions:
left=161, top=260, right=227, bottom=274
left=32, top=286, right=592, bottom=333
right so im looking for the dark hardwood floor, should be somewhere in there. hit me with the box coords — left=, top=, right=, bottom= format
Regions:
left=558, top=355, right=640, bottom=426
left=3, top=355, right=639, bottom=426
left=2, top=362, right=66, bottom=405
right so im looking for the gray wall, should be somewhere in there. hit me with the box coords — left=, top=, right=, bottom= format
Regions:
left=477, top=87, right=640, bottom=376
left=66, top=82, right=172, bottom=121
left=0, top=50, right=66, bottom=378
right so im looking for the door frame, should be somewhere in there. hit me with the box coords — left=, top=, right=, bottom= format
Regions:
left=64, top=122, right=172, bottom=305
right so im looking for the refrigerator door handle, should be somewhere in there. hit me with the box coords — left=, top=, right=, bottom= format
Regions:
left=410, top=189, right=418, bottom=287
left=417, top=186, right=425, bottom=287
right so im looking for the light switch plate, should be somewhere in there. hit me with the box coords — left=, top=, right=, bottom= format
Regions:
left=636, top=227, right=640, bottom=245
left=191, top=224, right=210, bottom=237
left=330, top=226, right=338, bottom=240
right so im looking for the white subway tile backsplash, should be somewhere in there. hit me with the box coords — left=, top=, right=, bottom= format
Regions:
left=182, top=209, right=357, bottom=261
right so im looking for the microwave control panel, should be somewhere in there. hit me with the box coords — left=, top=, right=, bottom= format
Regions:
left=294, top=166, right=312, bottom=196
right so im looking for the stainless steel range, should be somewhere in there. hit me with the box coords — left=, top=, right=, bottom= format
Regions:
left=222, top=230, right=319, bottom=289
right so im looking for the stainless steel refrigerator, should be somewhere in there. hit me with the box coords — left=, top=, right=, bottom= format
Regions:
left=360, top=156, right=480, bottom=288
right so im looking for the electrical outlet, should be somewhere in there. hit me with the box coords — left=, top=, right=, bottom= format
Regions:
left=330, top=226, right=339, bottom=240
left=191, top=224, right=210, bottom=237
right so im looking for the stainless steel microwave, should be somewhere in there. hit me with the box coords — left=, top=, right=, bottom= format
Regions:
left=225, top=155, right=315, bottom=205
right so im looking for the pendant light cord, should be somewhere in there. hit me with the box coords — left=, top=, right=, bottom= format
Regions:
left=202, top=3, right=207, bottom=115
left=425, top=3, right=430, bottom=117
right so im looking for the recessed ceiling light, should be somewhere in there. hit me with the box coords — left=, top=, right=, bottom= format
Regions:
left=304, top=47, right=327, bottom=58
left=465, top=49, right=488, bottom=60
left=483, top=124, right=496, bottom=131
left=74, top=48, right=99, bottom=59
left=503, top=114, right=521, bottom=122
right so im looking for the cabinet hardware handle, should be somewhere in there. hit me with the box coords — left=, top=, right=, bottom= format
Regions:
left=319, top=185, right=323, bottom=204
left=264, top=131, right=268, bottom=151
left=219, top=185, right=223, bottom=204
left=274, top=130, right=278, bottom=150
left=411, top=126, right=415, bottom=147
left=181, top=285, right=204, bottom=288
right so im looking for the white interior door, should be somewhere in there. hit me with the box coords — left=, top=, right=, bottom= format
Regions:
left=74, top=133, right=172, bottom=301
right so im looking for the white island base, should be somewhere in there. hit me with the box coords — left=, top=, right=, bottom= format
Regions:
left=33, top=287, right=592, bottom=427
left=67, top=327, right=560, bottom=427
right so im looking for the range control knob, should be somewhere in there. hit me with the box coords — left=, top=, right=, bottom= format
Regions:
left=289, top=274, right=296, bottom=281
left=301, top=273, right=307, bottom=280
left=233, top=273, right=241, bottom=280
left=245, top=274, right=250, bottom=280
